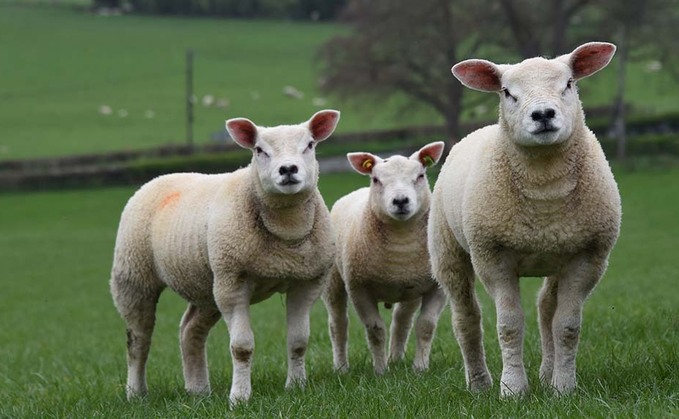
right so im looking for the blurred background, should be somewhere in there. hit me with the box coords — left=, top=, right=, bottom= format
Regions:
left=1, top=0, right=678, bottom=186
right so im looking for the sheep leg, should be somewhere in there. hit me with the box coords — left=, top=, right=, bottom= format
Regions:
left=322, top=266, right=350, bottom=373
left=110, top=272, right=164, bottom=400
left=550, top=254, right=605, bottom=395
left=388, top=298, right=420, bottom=364
left=179, top=304, right=221, bottom=394
left=350, top=287, right=388, bottom=374
left=429, top=222, right=492, bottom=392
left=537, top=276, right=558, bottom=385
left=412, top=287, right=446, bottom=372
left=215, top=278, right=255, bottom=404
left=285, top=281, right=324, bottom=389
left=485, top=273, right=529, bottom=397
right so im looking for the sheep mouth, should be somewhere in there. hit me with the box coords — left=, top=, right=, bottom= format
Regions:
left=279, top=177, right=301, bottom=186
left=531, top=124, right=559, bottom=135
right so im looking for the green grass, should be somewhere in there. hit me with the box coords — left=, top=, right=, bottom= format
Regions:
left=0, top=168, right=678, bottom=417
left=2, top=4, right=679, bottom=161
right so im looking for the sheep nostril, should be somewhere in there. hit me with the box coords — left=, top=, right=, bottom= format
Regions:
left=392, top=197, right=409, bottom=208
left=279, top=165, right=298, bottom=176
left=531, top=108, right=556, bottom=122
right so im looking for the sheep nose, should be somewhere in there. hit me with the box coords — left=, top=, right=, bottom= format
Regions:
left=531, top=108, right=556, bottom=122
left=392, top=197, right=410, bottom=209
left=279, top=164, right=298, bottom=176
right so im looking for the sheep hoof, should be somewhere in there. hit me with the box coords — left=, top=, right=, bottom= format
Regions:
left=468, top=373, right=493, bottom=393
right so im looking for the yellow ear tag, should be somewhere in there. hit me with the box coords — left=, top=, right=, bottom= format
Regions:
left=362, top=159, right=373, bottom=170
left=422, top=155, right=434, bottom=168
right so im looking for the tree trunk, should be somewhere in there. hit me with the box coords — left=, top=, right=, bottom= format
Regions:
left=611, top=25, right=629, bottom=161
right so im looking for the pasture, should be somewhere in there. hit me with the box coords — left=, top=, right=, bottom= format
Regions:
left=0, top=168, right=677, bottom=417
left=2, top=3, right=679, bottom=161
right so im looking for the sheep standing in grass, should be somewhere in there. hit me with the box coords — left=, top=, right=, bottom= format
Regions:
left=428, top=42, right=621, bottom=397
left=323, top=142, right=447, bottom=374
left=110, top=110, right=340, bottom=404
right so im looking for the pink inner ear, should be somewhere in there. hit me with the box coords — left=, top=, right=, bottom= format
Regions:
left=418, top=142, right=445, bottom=167
left=227, top=119, right=257, bottom=149
left=452, top=60, right=502, bottom=92
left=571, top=43, right=616, bottom=79
left=347, top=153, right=374, bottom=175
left=309, top=111, right=339, bottom=141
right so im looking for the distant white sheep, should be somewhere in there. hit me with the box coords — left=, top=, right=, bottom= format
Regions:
left=110, top=110, right=340, bottom=404
left=323, top=142, right=447, bottom=374
left=428, top=42, right=622, bottom=397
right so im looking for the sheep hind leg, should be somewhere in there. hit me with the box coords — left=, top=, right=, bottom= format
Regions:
left=412, top=287, right=446, bottom=372
left=286, top=281, right=324, bottom=388
left=179, top=304, right=221, bottom=395
left=322, top=267, right=350, bottom=373
left=537, top=276, right=558, bottom=386
left=429, top=223, right=492, bottom=392
left=111, top=273, right=164, bottom=400
left=388, top=298, right=420, bottom=364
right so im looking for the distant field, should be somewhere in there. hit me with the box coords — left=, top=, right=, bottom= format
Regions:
left=0, top=168, right=677, bottom=417
left=2, top=3, right=679, bottom=161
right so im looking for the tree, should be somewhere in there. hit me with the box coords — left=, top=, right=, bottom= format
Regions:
left=318, top=0, right=500, bottom=142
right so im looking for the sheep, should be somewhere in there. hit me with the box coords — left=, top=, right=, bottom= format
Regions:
left=427, top=42, right=621, bottom=397
left=110, top=109, right=340, bottom=404
left=323, top=142, right=447, bottom=375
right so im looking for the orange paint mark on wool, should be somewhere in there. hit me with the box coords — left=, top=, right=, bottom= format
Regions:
left=159, top=191, right=181, bottom=210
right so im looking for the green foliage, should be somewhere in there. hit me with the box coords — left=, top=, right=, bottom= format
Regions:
left=0, top=169, right=678, bottom=417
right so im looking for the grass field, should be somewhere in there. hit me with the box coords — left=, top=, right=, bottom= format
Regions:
left=2, top=3, right=679, bottom=161
left=0, top=168, right=677, bottom=417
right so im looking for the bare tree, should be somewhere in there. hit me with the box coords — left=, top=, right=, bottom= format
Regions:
left=318, top=0, right=500, bottom=142
left=498, top=0, right=596, bottom=58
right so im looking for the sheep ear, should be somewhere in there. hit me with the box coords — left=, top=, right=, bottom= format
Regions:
left=452, top=59, right=503, bottom=92
left=564, top=42, right=616, bottom=80
left=347, top=152, right=380, bottom=175
left=308, top=109, right=341, bottom=142
left=226, top=118, right=258, bottom=149
left=411, top=141, right=445, bottom=168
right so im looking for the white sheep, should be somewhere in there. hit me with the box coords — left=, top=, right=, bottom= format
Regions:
left=110, top=110, right=340, bottom=404
left=428, top=42, right=621, bottom=397
left=323, top=142, right=447, bottom=374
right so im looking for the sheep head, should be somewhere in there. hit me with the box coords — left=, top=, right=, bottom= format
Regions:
left=452, top=42, right=616, bottom=148
left=226, top=110, right=340, bottom=195
left=347, top=141, right=445, bottom=222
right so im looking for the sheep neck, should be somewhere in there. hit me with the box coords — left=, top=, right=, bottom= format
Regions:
left=500, top=123, right=587, bottom=204
left=364, top=204, right=428, bottom=247
left=249, top=172, right=316, bottom=243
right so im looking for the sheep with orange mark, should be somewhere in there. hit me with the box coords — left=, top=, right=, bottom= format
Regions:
left=428, top=42, right=621, bottom=397
left=322, top=142, right=447, bottom=375
left=110, top=110, right=340, bottom=404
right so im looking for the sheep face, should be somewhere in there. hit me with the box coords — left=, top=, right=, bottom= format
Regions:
left=347, top=142, right=445, bottom=222
left=452, top=42, right=616, bottom=148
left=226, top=110, right=340, bottom=195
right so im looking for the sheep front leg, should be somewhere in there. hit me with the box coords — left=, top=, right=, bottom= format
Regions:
left=550, top=254, right=606, bottom=395
left=484, top=272, right=528, bottom=397
left=388, top=299, right=420, bottom=364
left=412, top=287, right=446, bottom=372
left=350, top=286, right=388, bottom=374
left=537, top=276, right=558, bottom=385
left=179, top=304, right=221, bottom=394
left=214, top=276, right=255, bottom=404
left=286, top=281, right=324, bottom=389
left=322, top=266, right=350, bottom=373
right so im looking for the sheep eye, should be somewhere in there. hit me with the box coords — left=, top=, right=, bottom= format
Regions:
left=416, top=173, right=425, bottom=182
left=564, top=78, right=574, bottom=92
left=371, top=177, right=381, bottom=185
left=502, top=88, right=516, bottom=102
left=255, top=146, right=267, bottom=157
left=307, top=141, right=314, bottom=150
